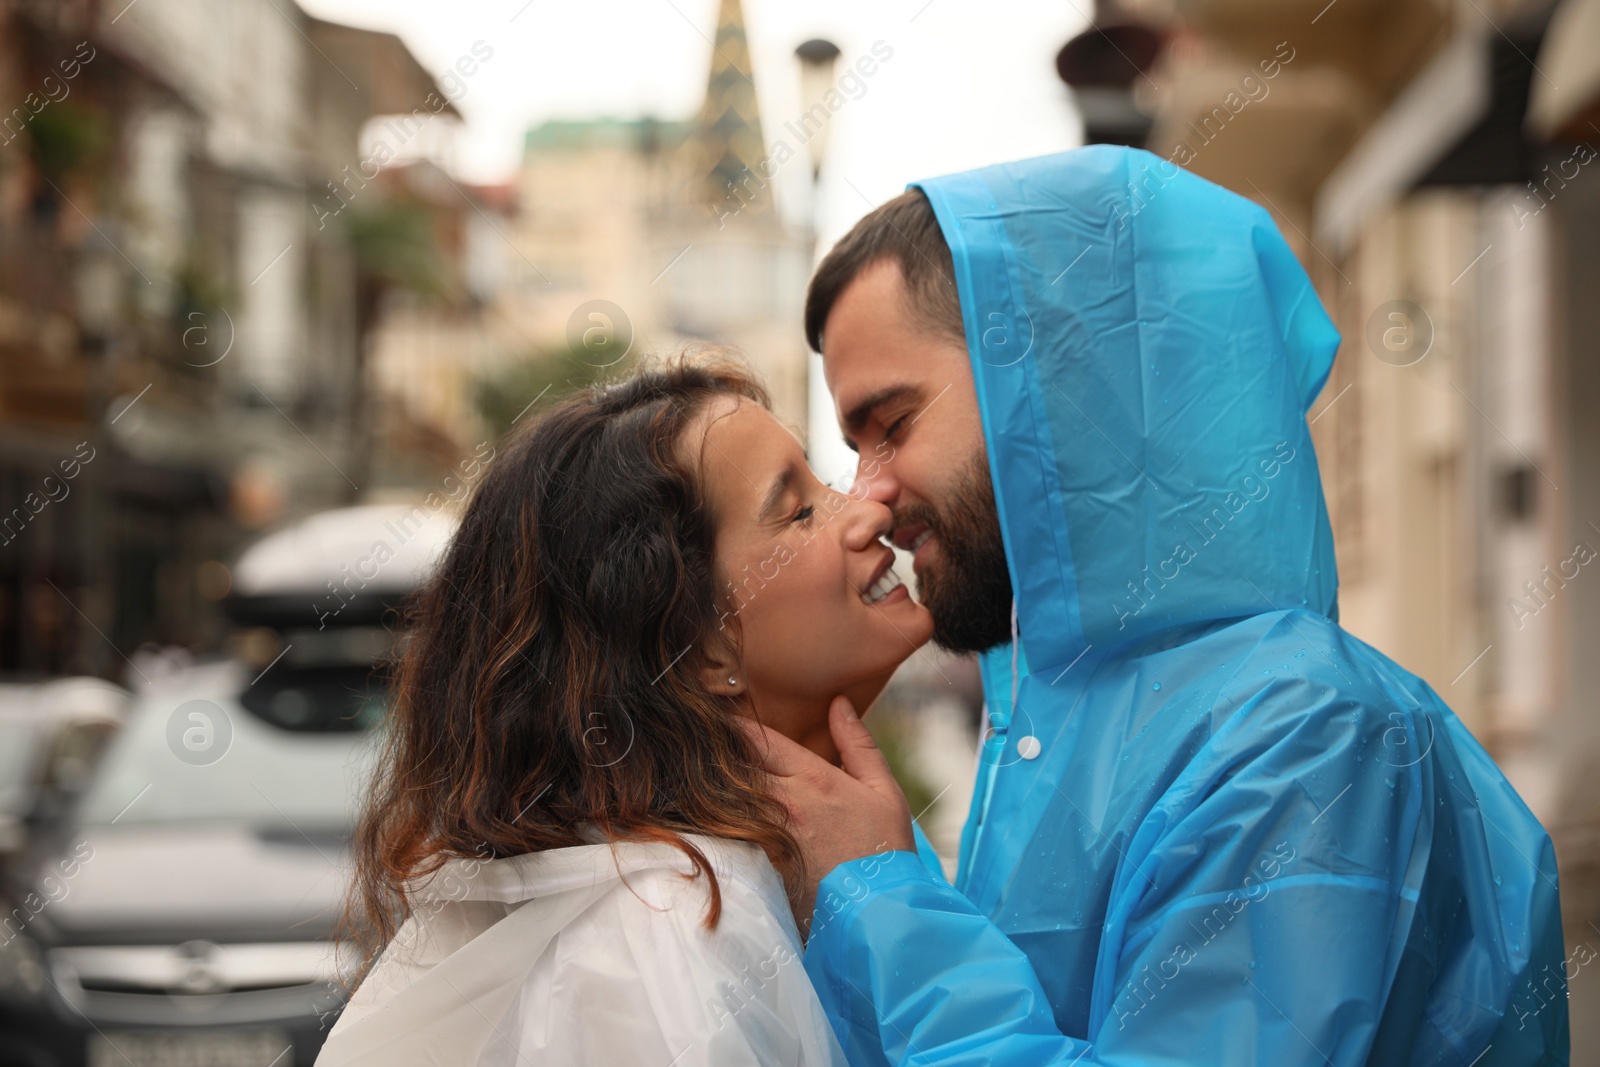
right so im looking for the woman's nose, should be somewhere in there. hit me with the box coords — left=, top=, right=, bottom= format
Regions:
left=841, top=494, right=893, bottom=552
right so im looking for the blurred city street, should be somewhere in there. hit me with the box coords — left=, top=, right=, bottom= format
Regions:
left=0, top=0, right=1597, bottom=1062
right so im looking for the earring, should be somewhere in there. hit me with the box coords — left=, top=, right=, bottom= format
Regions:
left=728, top=676, right=737, bottom=685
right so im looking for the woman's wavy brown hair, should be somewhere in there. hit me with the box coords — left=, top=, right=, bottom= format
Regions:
left=343, top=352, right=802, bottom=987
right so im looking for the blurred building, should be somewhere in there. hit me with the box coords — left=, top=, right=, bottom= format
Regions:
left=0, top=0, right=453, bottom=678
left=0, top=0, right=204, bottom=681
left=357, top=159, right=516, bottom=490
left=366, top=0, right=813, bottom=456
left=1059, top=0, right=1600, bottom=1048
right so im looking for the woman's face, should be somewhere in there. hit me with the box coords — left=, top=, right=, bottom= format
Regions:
left=689, top=397, right=933, bottom=757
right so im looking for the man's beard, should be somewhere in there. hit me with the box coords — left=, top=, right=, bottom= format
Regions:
left=899, top=451, right=1013, bottom=653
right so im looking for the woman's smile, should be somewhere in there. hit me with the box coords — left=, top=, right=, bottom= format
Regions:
left=861, top=565, right=907, bottom=605
left=858, top=548, right=912, bottom=606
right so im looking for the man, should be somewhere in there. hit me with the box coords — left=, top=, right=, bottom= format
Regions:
left=742, top=146, right=1567, bottom=1064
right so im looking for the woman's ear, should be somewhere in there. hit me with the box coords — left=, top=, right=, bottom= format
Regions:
left=697, top=622, right=744, bottom=698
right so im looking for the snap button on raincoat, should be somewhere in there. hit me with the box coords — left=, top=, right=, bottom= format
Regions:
left=317, top=833, right=848, bottom=1065
left=803, top=146, right=1567, bottom=1066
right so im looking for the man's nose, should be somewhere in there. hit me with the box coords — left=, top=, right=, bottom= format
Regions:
left=851, top=453, right=900, bottom=506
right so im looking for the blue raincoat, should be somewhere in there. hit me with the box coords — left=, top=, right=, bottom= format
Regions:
left=803, top=147, right=1567, bottom=1065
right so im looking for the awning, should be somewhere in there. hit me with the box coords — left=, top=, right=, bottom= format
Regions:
left=1314, top=30, right=1492, bottom=252
left=1526, top=0, right=1600, bottom=141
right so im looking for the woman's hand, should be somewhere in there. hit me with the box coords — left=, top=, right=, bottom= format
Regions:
left=738, top=695, right=917, bottom=934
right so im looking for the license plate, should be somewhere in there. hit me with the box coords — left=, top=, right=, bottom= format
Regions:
left=88, top=1028, right=293, bottom=1067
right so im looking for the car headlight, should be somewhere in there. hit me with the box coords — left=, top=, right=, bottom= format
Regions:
left=0, top=928, right=48, bottom=1004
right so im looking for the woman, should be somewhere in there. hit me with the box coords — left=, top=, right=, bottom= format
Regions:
left=316, top=354, right=935, bottom=1065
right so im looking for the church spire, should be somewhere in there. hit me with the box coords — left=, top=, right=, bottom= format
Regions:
left=696, top=0, right=772, bottom=220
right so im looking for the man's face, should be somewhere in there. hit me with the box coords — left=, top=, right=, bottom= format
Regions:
left=821, top=259, right=1013, bottom=653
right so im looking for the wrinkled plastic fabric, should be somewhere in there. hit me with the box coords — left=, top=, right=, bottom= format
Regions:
left=317, top=834, right=849, bottom=1066
left=803, top=146, right=1567, bottom=1066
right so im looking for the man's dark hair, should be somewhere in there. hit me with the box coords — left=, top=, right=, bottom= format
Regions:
left=804, top=188, right=963, bottom=353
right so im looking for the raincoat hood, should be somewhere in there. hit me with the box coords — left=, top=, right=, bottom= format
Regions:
left=915, top=145, right=1339, bottom=671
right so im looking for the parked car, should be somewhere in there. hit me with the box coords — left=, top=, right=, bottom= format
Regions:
left=0, top=505, right=454, bottom=1067
left=0, top=679, right=128, bottom=872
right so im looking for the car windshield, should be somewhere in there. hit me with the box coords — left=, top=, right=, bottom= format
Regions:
left=75, top=666, right=382, bottom=832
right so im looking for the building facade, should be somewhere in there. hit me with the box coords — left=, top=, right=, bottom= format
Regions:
left=0, top=0, right=449, bottom=676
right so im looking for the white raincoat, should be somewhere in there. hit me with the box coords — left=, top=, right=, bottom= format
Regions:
left=317, top=831, right=848, bottom=1066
